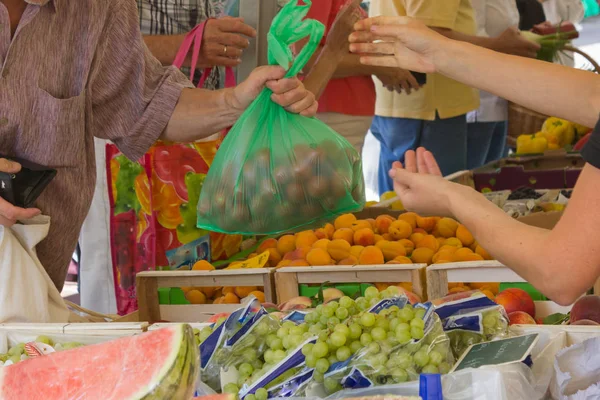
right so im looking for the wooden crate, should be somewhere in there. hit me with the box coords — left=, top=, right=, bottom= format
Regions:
left=426, top=260, right=595, bottom=318
left=275, top=264, right=427, bottom=304
left=0, top=322, right=148, bottom=335
left=136, top=268, right=276, bottom=324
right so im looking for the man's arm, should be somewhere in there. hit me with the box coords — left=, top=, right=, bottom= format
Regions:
left=144, top=34, right=189, bottom=67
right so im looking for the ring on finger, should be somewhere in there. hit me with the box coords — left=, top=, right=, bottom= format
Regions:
left=223, top=45, right=228, bottom=55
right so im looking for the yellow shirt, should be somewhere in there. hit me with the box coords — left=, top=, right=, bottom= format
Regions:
left=370, top=0, right=480, bottom=121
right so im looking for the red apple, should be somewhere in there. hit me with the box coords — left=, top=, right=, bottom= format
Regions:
left=571, top=319, right=600, bottom=326
left=508, top=311, right=537, bottom=325
left=570, top=295, right=600, bottom=324
left=495, top=288, right=536, bottom=318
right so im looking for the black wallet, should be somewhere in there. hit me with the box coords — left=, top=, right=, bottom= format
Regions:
left=0, top=156, right=56, bottom=208
left=412, top=72, right=427, bottom=86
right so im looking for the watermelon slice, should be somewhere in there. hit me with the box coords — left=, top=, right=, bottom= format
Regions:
left=0, top=324, right=198, bottom=400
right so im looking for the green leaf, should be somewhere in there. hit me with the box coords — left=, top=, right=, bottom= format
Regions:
left=543, top=312, right=570, bottom=325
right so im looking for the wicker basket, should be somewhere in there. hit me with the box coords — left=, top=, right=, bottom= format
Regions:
left=507, top=46, right=600, bottom=148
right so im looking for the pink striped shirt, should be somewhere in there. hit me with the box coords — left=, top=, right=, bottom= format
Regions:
left=0, top=0, right=192, bottom=289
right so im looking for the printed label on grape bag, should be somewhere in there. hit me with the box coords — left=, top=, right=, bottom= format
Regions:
left=200, top=307, right=246, bottom=369
left=368, top=296, right=409, bottom=314
left=225, top=306, right=268, bottom=348
left=341, top=367, right=374, bottom=389
left=325, top=353, right=355, bottom=378
left=443, top=314, right=484, bottom=334
left=267, top=368, right=315, bottom=398
left=239, top=337, right=318, bottom=399
left=434, top=293, right=496, bottom=320
left=283, top=310, right=308, bottom=323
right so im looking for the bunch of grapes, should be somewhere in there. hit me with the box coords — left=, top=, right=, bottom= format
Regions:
left=446, top=307, right=508, bottom=358
left=0, top=336, right=84, bottom=366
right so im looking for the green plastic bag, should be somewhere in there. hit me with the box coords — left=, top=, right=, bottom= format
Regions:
left=197, top=0, right=365, bottom=235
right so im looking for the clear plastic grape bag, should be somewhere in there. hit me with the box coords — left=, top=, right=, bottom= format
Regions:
left=196, top=0, right=365, bottom=235
left=433, top=291, right=509, bottom=359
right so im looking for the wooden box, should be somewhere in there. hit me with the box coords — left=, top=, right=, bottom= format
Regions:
left=275, top=264, right=427, bottom=304
left=136, top=268, right=276, bottom=324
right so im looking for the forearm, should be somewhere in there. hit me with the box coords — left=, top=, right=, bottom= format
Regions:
left=431, top=27, right=496, bottom=50
left=162, top=88, right=241, bottom=142
left=305, top=44, right=394, bottom=79
left=434, top=39, right=600, bottom=127
left=447, top=184, right=593, bottom=305
left=144, top=35, right=189, bottom=67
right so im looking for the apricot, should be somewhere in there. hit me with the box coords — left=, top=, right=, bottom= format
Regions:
left=223, top=287, right=235, bottom=294
left=235, top=286, right=259, bottom=298
left=448, top=282, right=465, bottom=290
left=417, top=235, right=440, bottom=252
left=351, top=220, right=372, bottom=232
left=289, top=260, right=310, bottom=267
left=306, top=248, right=333, bottom=266
left=451, top=247, right=475, bottom=262
left=444, top=237, right=463, bottom=248
left=387, top=256, right=412, bottom=264
left=223, top=292, right=241, bottom=304
left=409, top=233, right=425, bottom=246
left=366, top=218, right=377, bottom=230
left=323, top=223, right=335, bottom=239
left=358, top=246, right=385, bottom=265
left=456, top=224, right=475, bottom=247
left=276, top=260, right=292, bottom=269
left=475, top=245, right=493, bottom=260
left=382, top=233, right=393, bottom=241
left=296, top=230, right=318, bottom=248
left=448, top=286, right=471, bottom=294
left=389, top=220, right=413, bottom=240
left=212, top=288, right=223, bottom=299
left=186, top=290, right=207, bottom=304
left=411, top=248, right=434, bottom=264
left=283, top=247, right=310, bottom=261
left=470, top=241, right=479, bottom=252
left=192, top=260, right=215, bottom=271
left=481, top=290, right=495, bottom=301
left=350, top=245, right=365, bottom=258
left=413, top=228, right=427, bottom=235
left=327, top=239, right=352, bottom=261
left=314, top=228, right=328, bottom=240
left=373, top=234, right=384, bottom=244
left=437, top=217, right=459, bottom=238
left=436, top=237, right=446, bottom=248
left=354, top=228, right=376, bottom=246
left=201, top=287, right=216, bottom=298
left=257, top=238, right=278, bottom=253
left=398, top=212, right=417, bottom=230
left=313, top=239, right=331, bottom=251
left=399, top=239, right=415, bottom=256
left=277, top=235, right=296, bottom=255
left=249, top=290, right=266, bottom=303
left=432, top=248, right=457, bottom=264
left=213, top=296, right=225, bottom=304
left=375, top=283, right=390, bottom=291
left=416, top=216, right=437, bottom=232
left=334, top=213, right=357, bottom=230
left=375, top=215, right=394, bottom=234
left=332, top=228, right=354, bottom=244
left=375, top=240, right=407, bottom=261
left=180, top=287, right=193, bottom=293
left=468, top=282, right=500, bottom=295
left=266, top=248, right=282, bottom=267
left=337, top=255, right=358, bottom=266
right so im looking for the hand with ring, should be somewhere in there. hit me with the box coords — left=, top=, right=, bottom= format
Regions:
left=200, top=17, right=257, bottom=68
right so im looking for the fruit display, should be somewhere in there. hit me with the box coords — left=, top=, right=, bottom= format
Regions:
left=432, top=291, right=509, bottom=358
left=515, top=117, right=591, bottom=154
left=0, top=336, right=84, bottom=366
left=194, top=287, right=453, bottom=399
left=483, top=188, right=569, bottom=217
left=0, top=325, right=198, bottom=399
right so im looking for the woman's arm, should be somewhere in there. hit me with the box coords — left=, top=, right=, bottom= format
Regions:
left=389, top=149, right=600, bottom=306
left=349, top=17, right=600, bottom=127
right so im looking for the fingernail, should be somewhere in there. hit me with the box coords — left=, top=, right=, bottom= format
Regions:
left=389, top=169, right=397, bottom=178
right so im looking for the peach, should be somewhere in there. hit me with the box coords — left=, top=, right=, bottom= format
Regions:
left=389, top=220, right=413, bottom=240
left=277, top=235, right=297, bottom=255
left=495, top=288, right=536, bottom=318
left=437, top=217, right=459, bottom=238
left=334, top=213, right=357, bottom=230
left=306, top=248, right=332, bottom=266
left=375, top=215, right=395, bottom=234
left=328, top=239, right=352, bottom=261
left=350, top=245, right=365, bottom=258
left=351, top=220, right=372, bottom=232
left=332, top=228, right=354, bottom=244
left=375, top=240, right=407, bottom=261
left=257, top=238, right=278, bottom=253
left=358, top=246, right=385, bottom=265
left=456, top=224, right=475, bottom=247
left=354, top=228, right=376, bottom=246
left=312, top=239, right=331, bottom=251
left=416, top=216, right=437, bottom=232
left=395, top=286, right=422, bottom=304
left=296, top=230, right=318, bottom=248
left=279, top=296, right=312, bottom=311
left=570, top=295, right=600, bottom=324
left=398, top=212, right=417, bottom=230
left=399, top=239, right=415, bottom=255
left=338, top=255, right=358, bottom=265
left=508, top=311, right=536, bottom=325
left=571, top=320, right=600, bottom=326
left=322, top=288, right=345, bottom=303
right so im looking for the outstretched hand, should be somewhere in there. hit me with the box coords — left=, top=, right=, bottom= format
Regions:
left=388, top=148, right=457, bottom=216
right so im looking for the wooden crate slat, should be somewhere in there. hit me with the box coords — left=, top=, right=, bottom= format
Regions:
left=447, top=267, right=526, bottom=283
left=155, top=274, right=268, bottom=288
left=159, top=305, right=242, bottom=323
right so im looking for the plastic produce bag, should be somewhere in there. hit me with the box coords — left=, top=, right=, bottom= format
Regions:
left=432, top=291, right=509, bottom=359
left=197, top=0, right=365, bottom=235
left=551, top=336, right=600, bottom=400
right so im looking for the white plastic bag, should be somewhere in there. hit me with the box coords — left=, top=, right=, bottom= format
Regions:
left=551, top=337, right=600, bottom=400
left=0, top=216, right=70, bottom=323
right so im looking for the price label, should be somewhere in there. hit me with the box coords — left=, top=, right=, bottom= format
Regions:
left=225, top=251, right=270, bottom=270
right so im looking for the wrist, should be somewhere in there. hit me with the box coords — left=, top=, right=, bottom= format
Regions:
left=224, top=87, right=245, bottom=115
left=434, top=39, right=461, bottom=75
